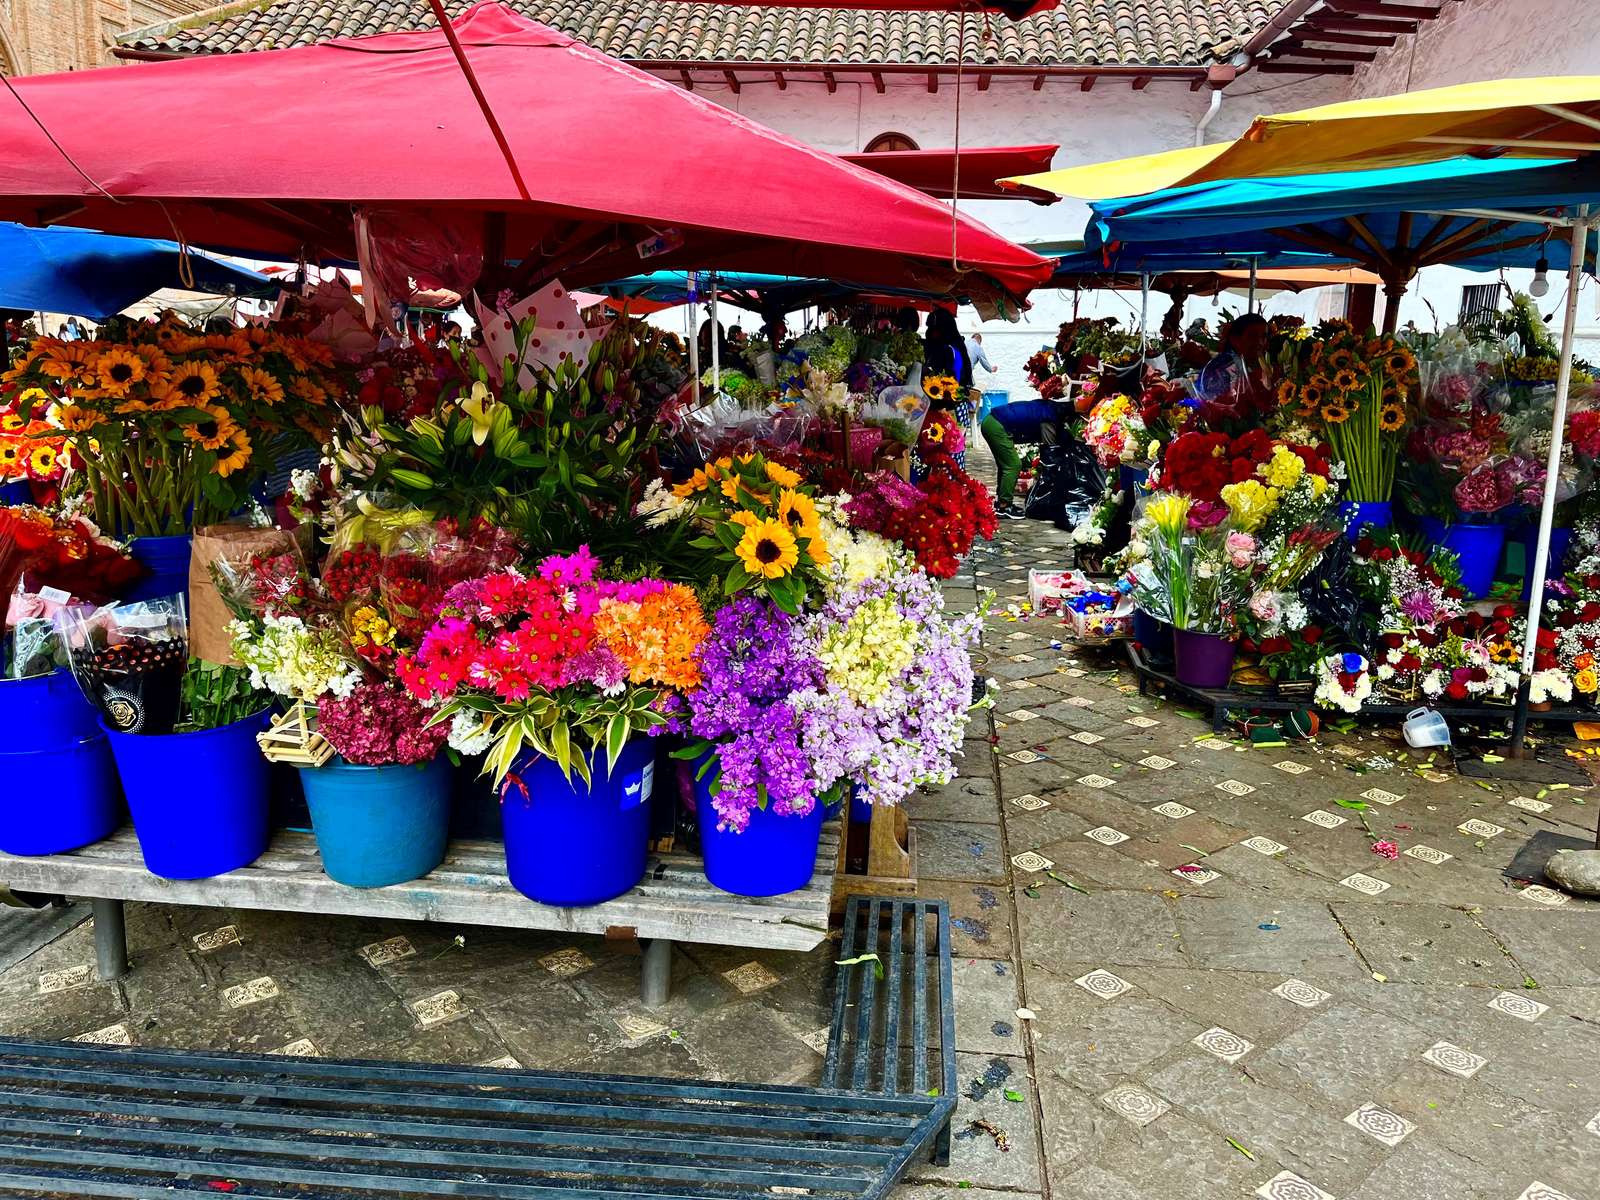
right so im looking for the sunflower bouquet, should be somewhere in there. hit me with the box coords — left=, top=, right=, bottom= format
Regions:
left=3, top=314, right=341, bottom=537
left=0, top=386, right=71, bottom=495
left=1279, top=320, right=1417, bottom=503
left=668, top=452, right=832, bottom=614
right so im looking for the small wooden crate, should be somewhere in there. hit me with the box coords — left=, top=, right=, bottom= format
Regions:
left=256, top=701, right=334, bottom=766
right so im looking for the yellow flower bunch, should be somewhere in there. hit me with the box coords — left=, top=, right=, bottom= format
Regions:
left=1220, top=479, right=1276, bottom=532
left=3, top=312, right=342, bottom=535
left=1145, top=494, right=1192, bottom=538
left=673, top=452, right=830, bottom=613
left=1261, top=445, right=1305, bottom=490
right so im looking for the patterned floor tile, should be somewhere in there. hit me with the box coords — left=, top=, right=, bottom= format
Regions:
left=1171, top=865, right=1221, bottom=884
left=1585, top=1112, right=1600, bottom=1140
left=69, top=1023, right=131, bottom=1046
left=1302, top=810, right=1347, bottom=829
left=723, top=962, right=782, bottom=994
left=1125, top=716, right=1160, bottom=729
left=1271, top=979, right=1331, bottom=1008
left=193, top=925, right=243, bottom=953
left=1076, top=775, right=1116, bottom=789
left=1487, top=991, right=1549, bottom=1021
left=1359, top=788, right=1404, bottom=806
left=1256, top=1170, right=1334, bottom=1200
left=1011, top=852, right=1054, bottom=873
left=1007, top=710, right=1041, bottom=723
left=1099, top=1083, right=1170, bottom=1127
left=1008, top=750, right=1041, bottom=764
left=1085, top=826, right=1129, bottom=846
left=1517, top=1184, right=1577, bottom=1200
left=1402, top=845, right=1453, bottom=865
left=361, top=936, right=417, bottom=968
left=1216, top=780, right=1257, bottom=796
left=1068, top=731, right=1105, bottom=746
left=1273, top=761, right=1312, bottom=776
left=1519, top=885, right=1570, bottom=907
left=1457, top=819, right=1505, bottom=839
left=1139, top=754, right=1177, bottom=769
left=1509, top=796, right=1553, bottom=814
left=1011, top=794, right=1050, bottom=811
left=1421, top=1040, right=1487, bottom=1078
left=538, top=948, right=595, bottom=978
left=1192, top=1026, right=1254, bottom=1063
left=1074, top=969, right=1133, bottom=1000
left=1241, top=836, right=1287, bottom=855
left=1339, top=873, right=1391, bottom=896
left=1152, top=802, right=1196, bottom=819
left=1344, top=1101, right=1416, bottom=1147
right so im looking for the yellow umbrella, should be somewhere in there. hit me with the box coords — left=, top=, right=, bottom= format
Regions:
left=1004, top=77, right=1600, bottom=199
left=1194, top=76, right=1600, bottom=185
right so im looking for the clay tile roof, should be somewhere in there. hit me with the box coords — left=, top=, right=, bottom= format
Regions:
left=121, top=0, right=1289, bottom=67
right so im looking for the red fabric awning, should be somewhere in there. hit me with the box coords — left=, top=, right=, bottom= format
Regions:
left=0, top=2, right=1049, bottom=303
left=844, top=146, right=1061, bottom=203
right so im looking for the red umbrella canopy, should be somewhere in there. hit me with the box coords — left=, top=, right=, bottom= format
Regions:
left=653, top=0, right=1057, bottom=15
left=0, top=2, right=1048, bottom=303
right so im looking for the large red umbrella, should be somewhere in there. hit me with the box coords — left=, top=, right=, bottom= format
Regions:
left=0, top=2, right=1048, bottom=303
left=652, top=0, right=1057, bottom=16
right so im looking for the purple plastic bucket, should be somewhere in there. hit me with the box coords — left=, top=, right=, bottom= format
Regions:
left=1173, top=629, right=1237, bottom=690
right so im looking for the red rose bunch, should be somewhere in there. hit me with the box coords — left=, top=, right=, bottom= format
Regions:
left=1, top=505, right=144, bottom=608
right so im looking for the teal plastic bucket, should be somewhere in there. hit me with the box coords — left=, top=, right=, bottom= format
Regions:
left=125, top=533, right=192, bottom=604
left=500, top=739, right=653, bottom=906
left=106, top=710, right=272, bottom=879
left=1419, top=518, right=1506, bottom=599
left=299, top=756, right=452, bottom=887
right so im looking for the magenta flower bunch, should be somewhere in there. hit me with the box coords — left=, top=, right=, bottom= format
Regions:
left=317, top=680, right=448, bottom=766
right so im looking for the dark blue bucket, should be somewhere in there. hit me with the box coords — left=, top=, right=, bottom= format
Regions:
left=1118, top=464, right=1150, bottom=494
left=125, top=534, right=193, bottom=604
left=696, top=755, right=826, bottom=897
left=0, top=671, right=123, bottom=855
left=1340, top=500, right=1393, bottom=542
left=500, top=739, right=653, bottom=906
left=106, top=709, right=272, bottom=879
left=1521, top=524, right=1574, bottom=600
left=1419, top=517, right=1506, bottom=599
left=299, top=756, right=452, bottom=887
left=0, top=479, right=32, bottom=505
left=1132, top=608, right=1174, bottom=661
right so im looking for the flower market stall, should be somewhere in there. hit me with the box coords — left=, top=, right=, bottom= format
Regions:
left=1003, top=133, right=1600, bottom=748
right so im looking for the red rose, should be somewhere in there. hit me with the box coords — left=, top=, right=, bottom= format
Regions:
left=1303, top=626, right=1323, bottom=644
left=1446, top=681, right=1469, bottom=700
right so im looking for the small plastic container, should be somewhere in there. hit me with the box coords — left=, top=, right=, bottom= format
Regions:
left=1403, top=708, right=1451, bottom=749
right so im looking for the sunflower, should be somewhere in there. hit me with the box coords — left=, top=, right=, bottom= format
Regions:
left=289, top=375, right=328, bottom=407
left=923, top=375, right=957, bottom=404
left=214, top=428, right=253, bottom=478
left=1276, top=379, right=1298, bottom=405
left=776, top=489, right=822, bottom=541
left=180, top=403, right=238, bottom=451
left=1331, top=368, right=1360, bottom=393
left=1321, top=401, right=1352, bottom=425
left=168, top=361, right=223, bottom=406
left=1327, top=348, right=1355, bottom=371
left=672, top=466, right=718, bottom=499
left=0, top=411, right=23, bottom=434
left=239, top=366, right=286, bottom=407
left=1489, top=639, right=1520, bottom=665
left=923, top=421, right=947, bottom=445
left=40, top=342, right=92, bottom=381
left=1309, top=374, right=1333, bottom=392
left=806, top=536, right=832, bottom=567
left=54, top=404, right=98, bottom=433
left=728, top=510, right=762, bottom=531
left=765, top=461, right=802, bottom=490
left=1379, top=403, right=1406, bottom=433
left=92, top=347, right=147, bottom=397
left=735, top=518, right=800, bottom=580
left=0, top=438, right=20, bottom=473
left=1300, top=384, right=1325, bottom=409
left=1386, top=349, right=1415, bottom=376
left=113, top=396, right=155, bottom=416
left=25, top=443, right=59, bottom=481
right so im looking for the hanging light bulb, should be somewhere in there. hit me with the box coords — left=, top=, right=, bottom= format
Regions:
left=1530, top=255, right=1551, bottom=299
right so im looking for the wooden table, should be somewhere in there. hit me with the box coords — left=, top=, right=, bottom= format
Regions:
left=0, top=825, right=839, bottom=1006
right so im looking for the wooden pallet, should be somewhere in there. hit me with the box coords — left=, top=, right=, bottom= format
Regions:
left=0, top=825, right=838, bottom=1007
left=0, top=898, right=958, bottom=1200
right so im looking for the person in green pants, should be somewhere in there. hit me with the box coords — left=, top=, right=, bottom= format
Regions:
left=980, top=412, right=1024, bottom=519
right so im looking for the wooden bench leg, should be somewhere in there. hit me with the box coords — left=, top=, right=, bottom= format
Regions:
left=91, top=898, right=128, bottom=982
left=640, top=938, right=672, bottom=1008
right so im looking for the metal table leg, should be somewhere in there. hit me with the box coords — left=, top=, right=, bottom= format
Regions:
left=91, top=898, right=127, bottom=981
left=640, top=937, right=672, bottom=1008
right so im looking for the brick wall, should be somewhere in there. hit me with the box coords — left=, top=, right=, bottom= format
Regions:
left=0, top=0, right=212, bottom=75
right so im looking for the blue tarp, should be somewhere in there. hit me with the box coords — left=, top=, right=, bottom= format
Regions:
left=1084, top=156, right=1600, bottom=273
left=0, top=223, right=274, bottom=319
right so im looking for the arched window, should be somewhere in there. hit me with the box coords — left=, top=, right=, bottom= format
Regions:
left=864, top=131, right=919, bottom=153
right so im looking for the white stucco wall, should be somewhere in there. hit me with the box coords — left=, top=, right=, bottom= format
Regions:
left=672, top=0, right=1600, bottom=398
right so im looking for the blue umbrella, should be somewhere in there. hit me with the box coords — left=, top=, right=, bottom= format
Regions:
left=1083, top=156, right=1600, bottom=329
left=596, top=270, right=947, bottom=313
left=0, top=222, right=274, bottom=319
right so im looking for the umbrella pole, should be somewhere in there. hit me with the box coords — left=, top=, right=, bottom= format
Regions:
left=1380, top=277, right=1407, bottom=334
left=688, top=272, right=701, bottom=408
left=710, top=271, right=720, bottom=392
left=1248, top=260, right=1257, bottom=314
left=1511, top=206, right=1592, bottom=764
left=1139, top=272, right=1150, bottom=355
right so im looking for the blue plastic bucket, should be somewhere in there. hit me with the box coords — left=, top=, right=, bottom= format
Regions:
left=1340, top=500, right=1393, bottom=542
left=106, top=709, right=272, bottom=879
left=696, top=754, right=826, bottom=897
left=124, top=533, right=193, bottom=604
left=1118, top=465, right=1151, bottom=494
left=0, top=479, right=32, bottom=505
left=1521, top=524, right=1574, bottom=600
left=0, top=735, right=123, bottom=856
left=299, top=756, right=452, bottom=887
left=500, top=739, right=653, bottom=906
left=1419, top=517, right=1506, bottom=599
left=0, top=670, right=102, bottom=751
